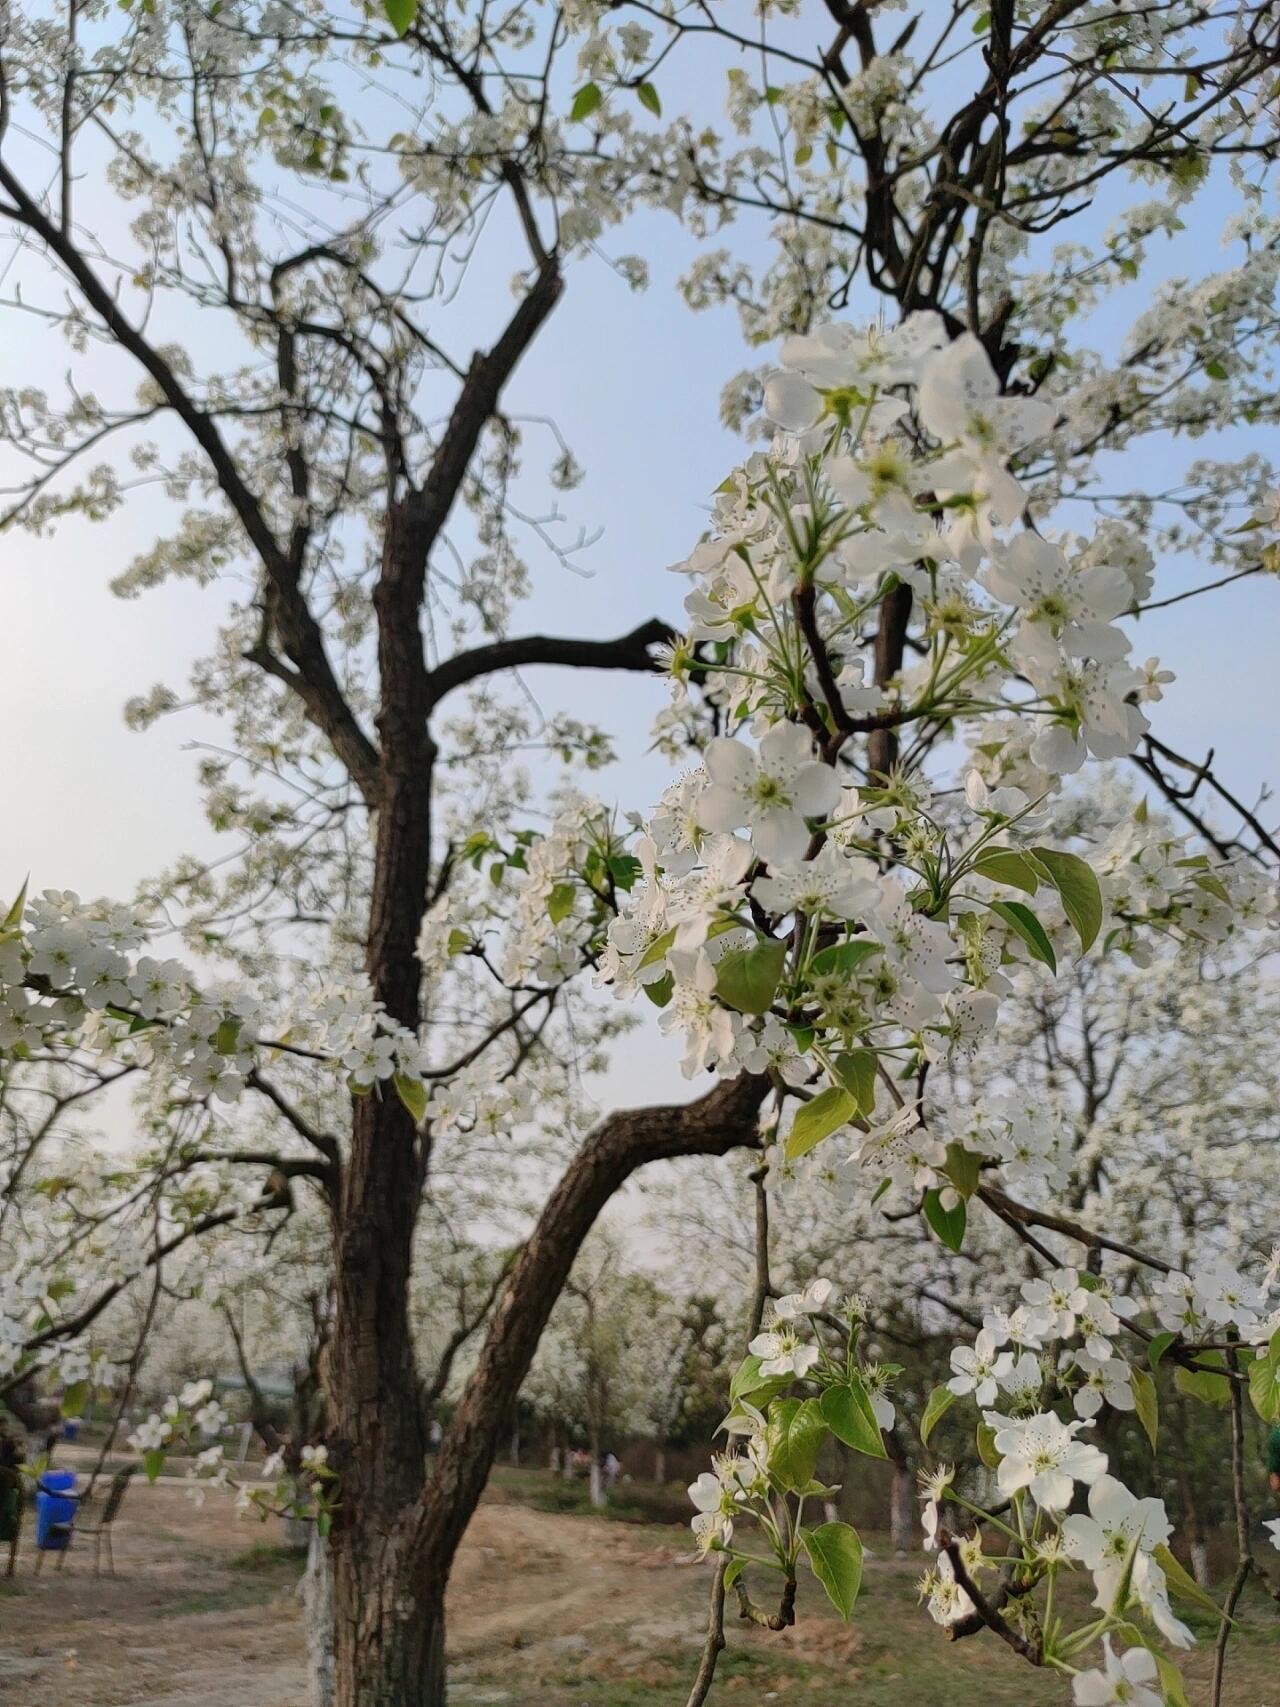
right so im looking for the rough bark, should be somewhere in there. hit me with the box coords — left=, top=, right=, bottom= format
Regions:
left=326, top=1064, right=764, bottom=1705
left=414, top=1073, right=768, bottom=1597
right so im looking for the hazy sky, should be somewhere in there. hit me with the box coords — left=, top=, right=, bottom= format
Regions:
left=3, top=30, right=1278, bottom=1133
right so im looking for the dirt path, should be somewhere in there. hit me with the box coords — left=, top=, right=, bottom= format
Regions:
left=1, top=1480, right=1276, bottom=1706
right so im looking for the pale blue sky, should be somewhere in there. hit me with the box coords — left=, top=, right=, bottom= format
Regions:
left=3, top=21, right=1277, bottom=1124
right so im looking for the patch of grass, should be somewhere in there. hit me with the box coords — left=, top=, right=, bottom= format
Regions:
left=158, top=1582, right=271, bottom=1618
left=228, top=1540, right=306, bottom=1574
left=489, top=1467, right=689, bottom=1527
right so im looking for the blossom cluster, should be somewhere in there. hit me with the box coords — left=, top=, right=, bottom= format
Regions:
left=130, top=1381, right=336, bottom=1526
left=0, top=887, right=429, bottom=1102
left=601, top=320, right=1274, bottom=1169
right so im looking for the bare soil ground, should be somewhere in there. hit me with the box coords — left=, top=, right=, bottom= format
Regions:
left=1, top=1473, right=1277, bottom=1706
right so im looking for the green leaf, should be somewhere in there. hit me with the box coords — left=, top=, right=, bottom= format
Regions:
left=1152, top=1648, right=1192, bottom=1707
left=637, top=81, right=661, bottom=116
left=638, top=927, right=675, bottom=969
left=1152, top=1542, right=1232, bottom=1622
left=383, top=0, right=416, bottom=35
left=1131, top=1365, right=1159, bottom=1450
left=547, top=881, right=576, bottom=924
left=607, top=853, right=642, bottom=892
left=976, top=1421, right=1000, bottom=1470
left=971, top=850, right=1039, bottom=895
left=832, top=1048, right=877, bottom=1117
left=724, top=1556, right=747, bottom=1591
left=765, top=1397, right=826, bottom=1492
left=800, top=1521, right=863, bottom=1621
left=922, top=1189, right=966, bottom=1252
left=393, top=1073, right=428, bottom=1125
left=920, top=1384, right=957, bottom=1448
left=730, top=1354, right=782, bottom=1404
left=1174, top=1353, right=1231, bottom=1408
left=943, top=1143, right=982, bottom=1200
left=143, top=1448, right=166, bottom=1484
left=61, top=1379, right=89, bottom=1419
left=1247, top=1328, right=1280, bottom=1421
left=642, top=973, right=673, bottom=1008
left=1029, top=847, right=1103, bottom=953
left=988, top=899, right=1057, bottom=973
left=715, top=938, right=787, bottom=1015
left=1147, top=1331, right=1178, bottom=1370
left=810, top=938, right=882, bottom=977
left=1204, top=358, right=1228, bottom=382
left=570, top=82, right=603, bottom=121
left=214, top=1015, right=242, bottom=1055
left=3, top=877, right=27, bottom=931
left=785, top=1088, right=856, bottom=1160
left=820, top=1377, right=887, bottom=1459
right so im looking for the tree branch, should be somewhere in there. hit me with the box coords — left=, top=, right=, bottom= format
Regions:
left=423, top=617, right=673, bottom=712
left=412, top=1073, right=768, bottom=1585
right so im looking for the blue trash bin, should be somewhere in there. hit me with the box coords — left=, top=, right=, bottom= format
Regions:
left=35, top=1471, right=77, bottom=1550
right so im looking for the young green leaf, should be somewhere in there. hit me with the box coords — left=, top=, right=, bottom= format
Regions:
left=1174, top=1354, right=1231, bottom=1408
left=570, top=82, right=603, bottom=121
left=61, top=1379, right=89, bottom=1419
left=1130, top=1365, right=1159, bottom=1450
left=832, top=1048, right=877, bottom=1117
left=920, top=1383, right=958, bottom=1447
left=1147, top=1331, right=1178, bottom=1369
left=785, top=1087, right=856, bottom=1160
left=922, top=1188, right=966, bottom=1252
left=1247, top=1329, right=1280, bottom=1421
left=819, top=1377, right=887, bottom=1459
left=1152, top=1542, right=1233, bottom=1622
left=1029, top=846, right=1103, bottom=952
left=810, top=938, right=882, bottom=977
left=943, top=1142, right=981, bottom=1200
left=975, top=1421, right=1000, bottom=1470
left=765, top=1397, right=826, bottom=1491
left=547, top=881, right=576, bottom=924
left=800, top=1521, right=863, bottom=1620
left=637, top=81, right=661, bottom=116
left=971, top=849, right=1039, bottom=895
left=729, top=1353, right=783, bottom=1403
left=383, top=0, right=417, bottom=36
left=3, top=877, right=27, bottom=931
left=1151, top=1648, right=1193, bottom=1707
left=715, top=938, right=787, bottom=1015
left=988, top=899, right=1057, bottom=973
left=393, top=1073, right=428, bottom=1125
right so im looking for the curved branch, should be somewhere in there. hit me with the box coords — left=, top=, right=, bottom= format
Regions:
left=423, top=617, right=674, bottom=712
left=412, top=1072, right=768, bottom=1584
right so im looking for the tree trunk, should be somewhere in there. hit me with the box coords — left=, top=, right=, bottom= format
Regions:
left=328, top=1066, right=441, bottom=1707
left=303, top=1525, right=337, bottom=1707
left=653, top=1443, right=666, bottom=1485
left=588, top=1423, right=605, bottom=1507
left=1177, top=1459, right=1211, bottom=1586
left=889, top=1457, right=915, bottom=1555
left=334, top=1548, right=445, bottom=1707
